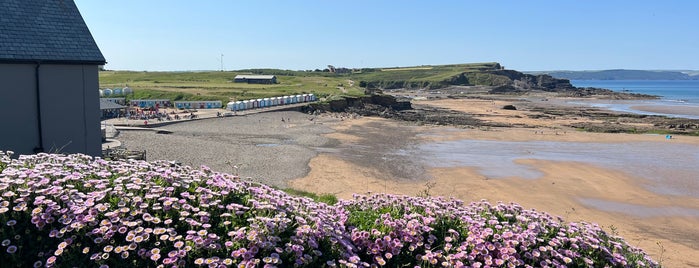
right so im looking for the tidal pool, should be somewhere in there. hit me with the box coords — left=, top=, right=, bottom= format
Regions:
left=413, top=139, right=699, bottom=198
left=578, top=198, right=699, bottom=218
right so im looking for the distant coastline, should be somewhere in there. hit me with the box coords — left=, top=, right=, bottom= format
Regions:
left=568, top=80, right=699, bottom=119
left=529, top=69, right=699, bottom=80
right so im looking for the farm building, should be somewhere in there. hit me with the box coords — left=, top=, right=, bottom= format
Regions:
left=0, top=0, right=106, bottom=156
left=233, top=75, right=277, bottom=84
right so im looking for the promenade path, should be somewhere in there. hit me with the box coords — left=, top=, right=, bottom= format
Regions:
left=102, top=101, right=316, bottom=128
left=100, top=101, right=316, bottom=150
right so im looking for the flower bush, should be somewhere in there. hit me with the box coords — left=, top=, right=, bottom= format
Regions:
left=0, top=151, right=658, bottom=267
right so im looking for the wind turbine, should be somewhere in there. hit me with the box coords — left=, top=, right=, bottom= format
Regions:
left=220, top=54, right=224, bottom=71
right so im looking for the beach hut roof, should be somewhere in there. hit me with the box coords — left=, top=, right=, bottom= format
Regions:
left=99, top=99, right=125, bottom=110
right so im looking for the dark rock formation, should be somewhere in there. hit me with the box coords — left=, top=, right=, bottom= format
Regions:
left=370, top=94, right=412, bottom=110
left=486, top=70, right=658, bottom=99
left=488, top=85, right=524, bottom=94
left=301, top=95, right=502, bottom=127
left=486, top=70, right=575, bottom=91
left=303, top=94, right=412, bottom=114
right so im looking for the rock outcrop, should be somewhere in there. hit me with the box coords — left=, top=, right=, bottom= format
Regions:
left=304, top=94, right=412, bottom=113
left=485, top=70, right=575, bottom=91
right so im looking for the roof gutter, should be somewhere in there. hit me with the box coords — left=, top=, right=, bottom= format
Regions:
left=0, top=58, right=106, bottom=65
left=34, top=62, right=44, bottom=153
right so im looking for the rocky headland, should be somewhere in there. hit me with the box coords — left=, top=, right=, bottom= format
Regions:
left=302, top=82, right=697, bottom=135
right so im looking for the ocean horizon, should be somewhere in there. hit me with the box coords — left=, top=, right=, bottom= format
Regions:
left=570, top=80, right=699, bottom=119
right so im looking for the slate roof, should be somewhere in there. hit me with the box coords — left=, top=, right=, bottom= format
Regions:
left=99, top=99, right=125, bottom=110
left=0, top=0, right=106, bottom=64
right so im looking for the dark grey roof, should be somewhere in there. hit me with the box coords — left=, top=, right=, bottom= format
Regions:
left=100, top=99, right=125, bottom=110
left=0, top=0, right=106, bottom=64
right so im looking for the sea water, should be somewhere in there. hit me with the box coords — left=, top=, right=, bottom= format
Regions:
left=570, top=80, right=699, bottom=119
left=572, top=80, right=699, bottom=104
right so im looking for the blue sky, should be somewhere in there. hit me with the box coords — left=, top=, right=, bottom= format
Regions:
left=74, top=1, right=699, bottom=71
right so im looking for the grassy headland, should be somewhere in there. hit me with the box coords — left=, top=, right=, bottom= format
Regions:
left=99, top=70, right=364, bottom=105
left=98, top=62, right=520, bottom=104
left=354, top=62, right=507, bottom=89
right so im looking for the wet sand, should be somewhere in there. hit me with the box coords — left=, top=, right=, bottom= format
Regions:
left=533, top=98, right=699, bottom=119
left=630, top=104, right=699, bottom=117
left=290, top=98, right=699, bottom=267
left=117, top=97, right=699, bottom=267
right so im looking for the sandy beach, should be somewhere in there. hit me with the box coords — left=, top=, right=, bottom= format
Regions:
left=530, top=98, right=699, bottom=119
left=116, top=111, right=341, bottom=188
left=630, top=104, right=699, bottom=117
left=117, top=97, right=699, bottom=267
left=290, top=98, right=699, bottom=267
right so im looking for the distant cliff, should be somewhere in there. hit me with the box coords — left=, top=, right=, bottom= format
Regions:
left=354, top=64, right=657, bottom=99
left=479, top=69, right=575, bottom=91
left=355, top=63, right=575, bottom=91
left=535, top=69, right=699, bottom=80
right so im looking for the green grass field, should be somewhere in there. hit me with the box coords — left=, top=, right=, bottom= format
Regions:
left=357, top=62, right=500, bottom=81
left=99, top=71, right=364, bottom=105
left=98, top=62, right=506, bottom=104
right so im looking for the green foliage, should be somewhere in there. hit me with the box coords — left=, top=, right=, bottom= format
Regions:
left=316, top=194, right=339, bottom=205
left=355, top=62, right=501, bottom=90
left=344, top=206, right=405, bottom=231
left=0, top=152, right=9, bottom=172
left=415, top=181, right=436, bottom=198
left=98, top=63, right=510, bottom=103
left=98, top=70, right=364, bottom=105
left=281, top=188, right=338, bottom=205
